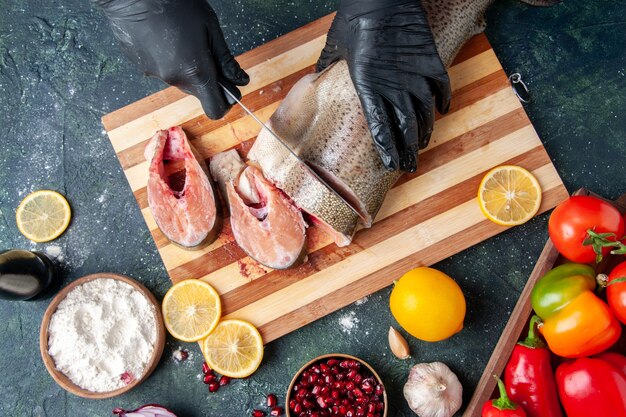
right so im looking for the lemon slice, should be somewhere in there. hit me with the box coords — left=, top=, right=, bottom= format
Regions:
left=478, top=165, right=542, bottom=226
left=202, top=319, right=264, bottom=378
left=16, top=190, right=71, bottom=242
left=162, top=280, right=221, bottom=342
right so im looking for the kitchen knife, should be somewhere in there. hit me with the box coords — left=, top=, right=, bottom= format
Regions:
left=220, top=84, right=365, bottom=221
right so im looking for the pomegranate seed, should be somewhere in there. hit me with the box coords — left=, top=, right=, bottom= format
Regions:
left=293, top=384, right=300, bottom=392
left=361, top=380, right=373, bottom=394
left=266, top=393, right=277, bottom=407
left=366, top=414, right=374, bottom=417
left=375, top=402, right=384, bottom=411
left=311, top=365, right=321, bottom=374
left=120, top=371, right=134, bottom=385
left=345, top=381, right=355, bottom=390
left=327, top=359, right=339, bottom=366
left=324, top=374, right=335, bottom=384
left=270, top=407, right=283, bottom=416
left=203, top=373, right=216, bottom=384
left=347, top=370, right=357, bottom=380
left=353, top=374, right=363, bottom=384
left=297, top=388, right=307, bottom=399
left=331, top=366, right=340, bottom=375
left=374, top=385, right=384, bottom=396
left=312, top=385, right=322, bottom=395
left=320, top=363, right=329, bottom=373
left=321, top=386, right=330, bottom=396
left=331, top=405, right=340, bottom=415
left=173, top=349, right=189, bottom=361
left=336, top=373, right=345, bottom=381
left=345, top=410, right=355, bottom=417
left=355, top=405, right=366, bottom=417
left=339, top=405, right=349, bottom=415
left=367, top=403, right=376, bottom=414
left=289, top=399, right=297, bottom=410
left=293, top=403, right=303, bottom=413
left=252, top=409, right=265, bottom=417
left=353, top=388, right=364, bottom=398
left=317, top=397, right=327, bottom=408
left=219, top=376, right=231, bottom=386
left=202, top=362, right=211, bottom=374
left=340, top=360, right=351, bottom=369
left=331, top=390, right=340, bottom=399
left=355, top=396, right=368, bottom=405
left=208, top=381, right=220, bottom=392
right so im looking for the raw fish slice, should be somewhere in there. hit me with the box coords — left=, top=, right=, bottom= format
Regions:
left=144, top=127, right=221, bottom=249
left=227, top=166, right=307, bottom=270
left=248, top=0, right=489, bottom=246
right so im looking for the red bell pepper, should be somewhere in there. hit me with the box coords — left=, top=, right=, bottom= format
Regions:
left=482, top=376, right=527, bottom=417
left=594, top=351, right=626, bottom=376
left=504, top=316, right=562, bottom=417
left=556, top=357, right=626, bottom=417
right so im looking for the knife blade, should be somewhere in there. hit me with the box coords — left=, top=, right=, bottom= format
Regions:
left=220, top=84, right=365, bottom=221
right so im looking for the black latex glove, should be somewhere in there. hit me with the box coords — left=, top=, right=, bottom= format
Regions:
left=317, top=0, right=451, bottom=172
left=94, top=0, right=249, bottom=119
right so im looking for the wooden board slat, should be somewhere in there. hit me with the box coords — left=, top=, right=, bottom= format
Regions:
left=102, top=14, right=569, bottom=344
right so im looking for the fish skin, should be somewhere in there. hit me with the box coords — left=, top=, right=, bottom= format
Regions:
left=145, top=127, right=221, bottom=249
left=249, top=0, right=496, bottom=246
left=227, top=166, right=307, bottom=270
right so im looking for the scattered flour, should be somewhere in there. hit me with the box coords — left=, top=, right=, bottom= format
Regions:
left=339, top=311, right=359, bottom=335
left=355, top=296, right=369, bottom=306
left=44, top=245, right=64, bottom=262
left=47, top=278, right=157, bottom=392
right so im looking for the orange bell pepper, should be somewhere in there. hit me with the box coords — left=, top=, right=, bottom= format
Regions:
left=531, top=263, right=621, bottom=357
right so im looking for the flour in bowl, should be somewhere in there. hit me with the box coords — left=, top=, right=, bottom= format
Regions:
left=47, top=278, right=157, bottom=392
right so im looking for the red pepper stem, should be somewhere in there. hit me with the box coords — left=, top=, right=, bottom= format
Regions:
left=492, top=375, right=517, bottom=411
left=518, top=315, right=546, bottom=349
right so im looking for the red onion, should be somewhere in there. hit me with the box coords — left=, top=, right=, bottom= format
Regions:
left=112, top=404, right=177, bottom=417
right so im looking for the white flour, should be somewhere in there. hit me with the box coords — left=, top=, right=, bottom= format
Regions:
left=47, top=278, right=157, bottom=392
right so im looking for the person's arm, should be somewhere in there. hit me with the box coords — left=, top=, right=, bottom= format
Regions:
left=93, top=0, right=248, bottom=119
left=317, top=0, right=451, bottom=172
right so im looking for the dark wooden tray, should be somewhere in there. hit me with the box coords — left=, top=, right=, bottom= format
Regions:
left=464, top=188, right=626, bottom=416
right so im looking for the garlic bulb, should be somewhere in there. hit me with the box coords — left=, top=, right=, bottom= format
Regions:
left=403, top=362, right=462, bottom=417
left=113, top=404, right=177, bottom=417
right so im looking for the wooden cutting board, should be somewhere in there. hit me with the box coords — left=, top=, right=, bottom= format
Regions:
left=102, top=14, right=568, bottom=343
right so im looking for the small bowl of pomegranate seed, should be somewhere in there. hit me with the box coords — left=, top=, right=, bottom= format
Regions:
left=286, top=354, right=387, bottom=417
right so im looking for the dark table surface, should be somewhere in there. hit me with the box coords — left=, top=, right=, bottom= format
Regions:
left=1, top=0, right=625, bottom=416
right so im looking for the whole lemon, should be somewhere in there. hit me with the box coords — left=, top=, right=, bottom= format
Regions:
left=390, top=267, right=466, bottom=342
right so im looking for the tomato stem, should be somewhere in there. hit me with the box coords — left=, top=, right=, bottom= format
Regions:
left=583, top=229, right=626, bottom=263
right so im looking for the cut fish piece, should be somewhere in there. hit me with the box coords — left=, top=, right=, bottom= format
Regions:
left=210, top=149, right=307, bottom=270
left=227, top=166, right=307, bottom=270
left=144, top=126, right=221, bottom=249
left=248, top=62, right=400, bottom=246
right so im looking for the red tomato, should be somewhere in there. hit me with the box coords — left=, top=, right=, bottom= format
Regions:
left=608, top=261, right=626, bottom=324
left=548, top=196, right=624, bottom=263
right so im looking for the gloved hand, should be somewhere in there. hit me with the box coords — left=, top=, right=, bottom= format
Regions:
left=94, top=0, right=249, bottom=119
left=317, top=0, right=451, bottom=172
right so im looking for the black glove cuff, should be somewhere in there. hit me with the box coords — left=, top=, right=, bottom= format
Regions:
left=339, top=0, right=422, bottom=20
